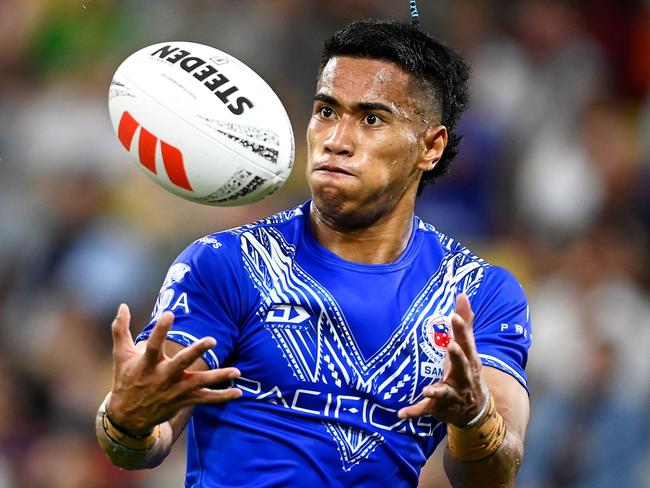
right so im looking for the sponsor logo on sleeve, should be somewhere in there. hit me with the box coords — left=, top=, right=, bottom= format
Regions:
left=161, top=263, right=191, bottom=290
left=499, top=322, right=530, bottom=339
left=151, top=263, right=192, bottom=322
left=196, top=236, right=223, bottom=249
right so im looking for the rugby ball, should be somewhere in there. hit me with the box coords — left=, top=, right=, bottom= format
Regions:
left=108, top=41, right=295, bottom=206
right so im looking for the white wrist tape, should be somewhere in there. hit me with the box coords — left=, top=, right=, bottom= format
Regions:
left=464, top=388, right=491, bottom=427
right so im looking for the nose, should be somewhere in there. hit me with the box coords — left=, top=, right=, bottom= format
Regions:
left=323, top=118, right=354, bottom=156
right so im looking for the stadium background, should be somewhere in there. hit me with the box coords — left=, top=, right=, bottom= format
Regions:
left=0, top=0, right=649, bottom=486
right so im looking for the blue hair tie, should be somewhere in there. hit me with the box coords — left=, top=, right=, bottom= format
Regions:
left=409, top=0, right=420, bottom=27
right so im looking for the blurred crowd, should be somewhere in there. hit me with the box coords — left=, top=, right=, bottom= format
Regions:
left=0, top=0, right=648, bottom=487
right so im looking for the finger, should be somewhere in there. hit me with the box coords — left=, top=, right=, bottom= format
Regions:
left=171, top=368, right=241, bottom=402
left=451, top=295, right=479, bottom=365
left=422, top=381, right=454, bottom=400
left=180, top=387, right=243, bottom=407
left=167, top=337, right=217, bottom=375
left=451, top=295, right=474, bottom=347
left=443, top=341, right=473, bottom=388
left=111, top=303, right=135, bottom=357
left=186, top=367, right=242, bottom=389
left=143, top=311, right=175, bottom=367
left=398, top=397, right=435, bottom=419
left=455, top=294, right=474, bottom=323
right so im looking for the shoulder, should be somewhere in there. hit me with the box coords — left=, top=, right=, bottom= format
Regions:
left=166, top=204, right=307, bottom=292
left=415, top=219, right=491, bottom=283
left=180, top=203, right=307, bottom=261
left=415, top=218, right=526, bottom=301
left=416, top=219, right=488, bottom=265
left=224, top=203, right=306, bottom=237
left=480, top=265, right=526, bottom=296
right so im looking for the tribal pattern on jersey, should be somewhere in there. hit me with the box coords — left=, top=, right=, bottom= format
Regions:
left=237, top=226, right=486, bottom=471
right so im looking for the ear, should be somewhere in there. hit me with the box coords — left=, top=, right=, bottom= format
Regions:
left=417, top=125, right=448, bottom=172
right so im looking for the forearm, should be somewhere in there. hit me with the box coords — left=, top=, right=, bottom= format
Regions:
left=442, top=384, right=525, bottom=488
left=443, top=430, right=524, bottom=488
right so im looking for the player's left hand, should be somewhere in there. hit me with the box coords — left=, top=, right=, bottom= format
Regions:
left=398, top=294, right=487, bottom=426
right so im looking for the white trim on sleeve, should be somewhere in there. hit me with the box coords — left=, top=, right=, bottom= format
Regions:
left=167, top=331, right=221, bottom=369
left=478, top=353, right=526, bottom=387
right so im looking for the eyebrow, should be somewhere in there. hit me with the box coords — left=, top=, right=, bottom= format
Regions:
left=313, top=93, right=394, bottom=114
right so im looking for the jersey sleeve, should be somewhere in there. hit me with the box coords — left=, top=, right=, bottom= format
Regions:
left=135, top=235, right=245, bottom=369
left=470, top=265, right=531, bottom=391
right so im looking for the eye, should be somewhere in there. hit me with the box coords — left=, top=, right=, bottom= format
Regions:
left=364, top=113, right=383, bottom=126
left=319, top=106, right=334, bottom=118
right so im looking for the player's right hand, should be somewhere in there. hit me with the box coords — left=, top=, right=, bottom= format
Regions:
left=106, top=303, right=242, bottom=435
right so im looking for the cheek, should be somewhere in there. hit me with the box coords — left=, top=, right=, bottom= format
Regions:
left=306, top=122, right=315, bottom=150
left=305, top=123, right=319, bottom=166
left=363, top=133, right=416, bottom=179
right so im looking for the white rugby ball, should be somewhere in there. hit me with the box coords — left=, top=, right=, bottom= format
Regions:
left=108, top=41, right=294, bottom=206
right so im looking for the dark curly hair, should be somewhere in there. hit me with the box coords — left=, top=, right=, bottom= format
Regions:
left=319, top=20, right=470, bottom=194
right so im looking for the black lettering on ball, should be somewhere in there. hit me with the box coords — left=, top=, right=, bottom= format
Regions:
left=204, top=73, right=229, bottom=92
left=227, top=97, right=254, bottom=115
left=180, top=56, right=205, bottom=73
left=151, top=45, right=178, bottom=58
left=215, top=85, right=238, bottom=104
left=166, top=49, right=191, bottom=64
left=193, top=64, right=218, bottom=82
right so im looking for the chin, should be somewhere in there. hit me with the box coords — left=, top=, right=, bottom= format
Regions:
left=312, top=187, right=348, bottom=218
left=312, top=190, right=387, bottom=230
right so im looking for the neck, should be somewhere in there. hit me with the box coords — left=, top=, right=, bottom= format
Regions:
left=309, top=202, right=415, bottom=264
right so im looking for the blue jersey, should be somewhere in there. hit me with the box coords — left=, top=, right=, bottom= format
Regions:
left=136, top=201, right=531, bottom=488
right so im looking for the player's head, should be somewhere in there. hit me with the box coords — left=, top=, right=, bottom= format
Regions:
left=318, top=20, right=470, bottom=194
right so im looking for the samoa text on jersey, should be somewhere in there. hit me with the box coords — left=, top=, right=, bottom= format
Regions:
left=136, top=201, right=531, bottom=488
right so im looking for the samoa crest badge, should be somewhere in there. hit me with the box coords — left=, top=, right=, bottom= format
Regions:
left=421, top=315, right=452, bottom=361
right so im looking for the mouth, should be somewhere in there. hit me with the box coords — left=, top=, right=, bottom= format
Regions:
left=313, top=163, right=354, bottom=176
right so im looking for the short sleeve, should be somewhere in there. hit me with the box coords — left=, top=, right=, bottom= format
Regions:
left=135, top=235, right=244, bottom=369
left=470, top=266, right=531, bottom=391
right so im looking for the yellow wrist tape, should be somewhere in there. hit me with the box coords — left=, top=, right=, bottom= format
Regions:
left=96, top=396, right=166, bottom=470
left=100, top=401, right=160, bottom=451
left=447, top=391, right=506, bottom=462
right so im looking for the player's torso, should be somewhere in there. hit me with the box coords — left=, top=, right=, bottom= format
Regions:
left=233, top=221, right=450, bottom=438
left=188, top=208, right=488, bottom=486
